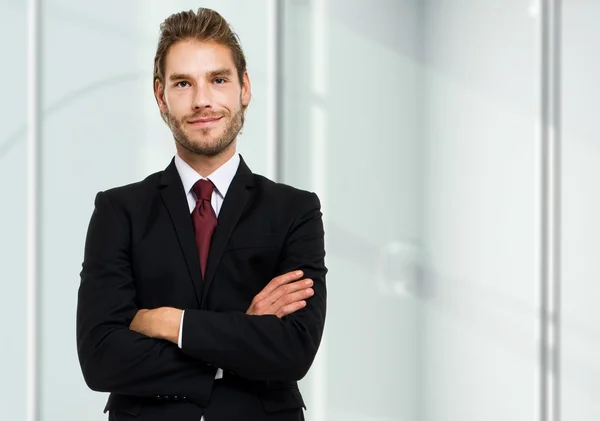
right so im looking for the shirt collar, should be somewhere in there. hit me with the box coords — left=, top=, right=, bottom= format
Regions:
left=174, top=152, right=240, bottom=199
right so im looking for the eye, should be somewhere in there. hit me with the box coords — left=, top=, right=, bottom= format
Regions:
left=214, top=78, right=226, bottom=85
left=176, top=81, right=190, bottom=88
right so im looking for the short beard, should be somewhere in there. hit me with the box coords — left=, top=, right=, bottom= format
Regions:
left=168, top=106, right=244, bottom=157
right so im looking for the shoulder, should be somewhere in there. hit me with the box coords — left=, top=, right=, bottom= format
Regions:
left=251, top=174, right=321, bottom=211
left=95, top=170, right=164, bottom=209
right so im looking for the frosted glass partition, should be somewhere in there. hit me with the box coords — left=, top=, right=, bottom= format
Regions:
left=0, top=1, right=28, bottom=421
left=283, top=1, right=539, bottom=420
left=38, top=1, right=272, bottom=419
left=420, top=2, right=539, bottom=420
left=563, top=2, right=600, bottom=420
left=283, top=1, right=422, bottom=420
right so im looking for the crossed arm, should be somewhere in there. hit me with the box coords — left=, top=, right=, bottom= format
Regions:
left=129, top=270, right=315, bottom=344
left=76, top=191, right=326, bottom=401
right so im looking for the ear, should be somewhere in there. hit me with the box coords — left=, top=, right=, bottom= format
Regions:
left=154, top=79, right=168, bottom=114
left=241, top=72, right=251, bottom=107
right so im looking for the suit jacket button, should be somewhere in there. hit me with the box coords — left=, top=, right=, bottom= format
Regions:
left=174, top=396, right=179, bottom=401
left=156, top=395, right=162, bottom=400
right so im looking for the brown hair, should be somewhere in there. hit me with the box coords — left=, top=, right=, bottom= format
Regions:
left=153, top=8, right=248, bottom=119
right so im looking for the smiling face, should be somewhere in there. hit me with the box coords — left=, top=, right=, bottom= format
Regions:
left=154, top=39, right=251, bottom=158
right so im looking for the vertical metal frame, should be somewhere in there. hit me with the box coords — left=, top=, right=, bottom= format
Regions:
left=26, top=0, right=41, bottom=420
left=266, top=0, right=283, bottom=182
left=309, top=1, right=328, bottom=421
left=269, top=2, right=328, bottom=419
left=540, top=0, right=561, bottom=420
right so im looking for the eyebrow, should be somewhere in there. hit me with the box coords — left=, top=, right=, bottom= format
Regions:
left=169, top=73, right=191, bottom=82
left=208, top=68, right=233, bottom=79
left=168, top=68, right=233, bottom=82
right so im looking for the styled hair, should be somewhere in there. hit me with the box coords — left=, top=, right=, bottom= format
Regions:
left=153, top=8, right=248, bottom=120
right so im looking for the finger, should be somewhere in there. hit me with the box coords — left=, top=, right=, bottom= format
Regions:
left=254, top=270, right=304, bottom=302
left=267, top=278, right=313, bottom=304
left=275, top=300, right=307, bottom=318
left=272, top=287, right=314, bottom=312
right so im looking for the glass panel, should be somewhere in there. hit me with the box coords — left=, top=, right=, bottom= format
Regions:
left=283, top=1, right=539, bottom=420
left=282, top=1, right=422, bottom=419
left=420, top=2, right=538, bottom=419
left=563, top=2, right=600, bottom=420
left=0, top=1, right=28, bottom=420
left=39, top=2, right=271, bottom=419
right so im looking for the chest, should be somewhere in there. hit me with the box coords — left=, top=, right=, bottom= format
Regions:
left=130, top=205, right=287, bottom=311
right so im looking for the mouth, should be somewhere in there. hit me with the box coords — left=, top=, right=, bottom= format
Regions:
left=188, top=116, right=223, bottom=127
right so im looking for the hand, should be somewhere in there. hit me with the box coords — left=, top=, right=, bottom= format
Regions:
left=129, top=307, right=182, bottom=344
left=246, top=270, right=314, bottom=318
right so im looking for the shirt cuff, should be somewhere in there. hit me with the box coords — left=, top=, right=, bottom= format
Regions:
left=177, top=310, right=220, bottom=379
left=178, top=310, right=185, bottom=349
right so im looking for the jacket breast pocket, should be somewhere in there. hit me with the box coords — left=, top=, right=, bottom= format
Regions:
left=260, top=386, right=306, bottom=414
left=226, top=233, right=281, bottom=251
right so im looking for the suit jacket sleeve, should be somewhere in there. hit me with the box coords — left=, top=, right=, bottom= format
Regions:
left=76, top=191, right=215, bottom=403
left=181, top=191, right=327, bottom=381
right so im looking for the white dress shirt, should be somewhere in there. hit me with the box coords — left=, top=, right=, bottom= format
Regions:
left=174, top=151, right=240, bottom=383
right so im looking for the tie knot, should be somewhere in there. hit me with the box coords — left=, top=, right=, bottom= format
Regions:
left=193, top=179, right=214, bottom=202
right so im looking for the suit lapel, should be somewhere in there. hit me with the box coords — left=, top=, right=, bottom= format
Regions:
left=202, top=157, right=255, bottom=303
left=159, top=159, right=203, bottom=306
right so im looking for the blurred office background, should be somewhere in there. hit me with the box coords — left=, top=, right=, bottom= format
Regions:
left=1, top=0, right=597, bottom=420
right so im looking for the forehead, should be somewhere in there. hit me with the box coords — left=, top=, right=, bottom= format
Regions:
left=164, top=39, right=235, bottom=76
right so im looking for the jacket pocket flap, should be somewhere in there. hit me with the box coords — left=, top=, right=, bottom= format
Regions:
left=260, top=387, right=306, bottom=413
left=103, top=394, right=142, bottom=416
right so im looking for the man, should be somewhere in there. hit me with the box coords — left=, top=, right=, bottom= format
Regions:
left=76, top=8, right=327, bottom=421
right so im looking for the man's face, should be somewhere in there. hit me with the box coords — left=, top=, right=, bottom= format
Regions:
left=155, top=39, right=251, bottom=157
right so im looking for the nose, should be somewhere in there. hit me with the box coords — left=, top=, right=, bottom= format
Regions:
left=192, top=84, right=212, bottom=110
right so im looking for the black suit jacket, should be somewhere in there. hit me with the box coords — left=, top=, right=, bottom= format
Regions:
left=76, top=156, right=327, bottom=421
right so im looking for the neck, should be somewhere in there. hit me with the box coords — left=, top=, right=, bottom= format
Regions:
left=176, top=141, right=237, bottom=178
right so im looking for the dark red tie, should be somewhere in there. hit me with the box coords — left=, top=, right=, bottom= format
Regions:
left=192, top=179, right=217, bottom=279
